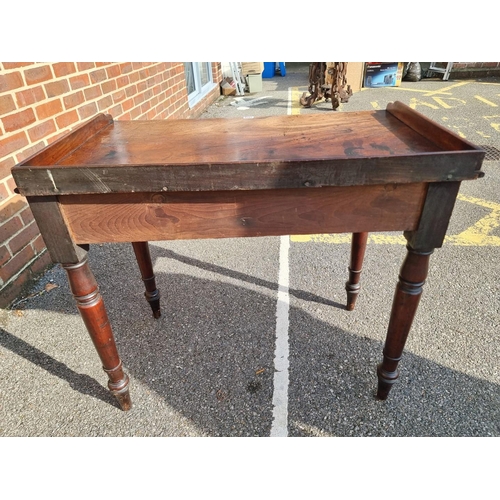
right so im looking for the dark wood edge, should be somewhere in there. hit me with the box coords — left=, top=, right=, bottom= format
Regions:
left=12, top=151, right=484, bottom=196
left=387, top=102, right=486, bottom=163
left=27, top=196, right=89, bottom=263
left=404, top=181, right=461, bottom=250
left=13, top=113, right=114, bottom=168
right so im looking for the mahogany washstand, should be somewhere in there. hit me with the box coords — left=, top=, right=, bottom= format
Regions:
left=12, top=102, right=485, bottom=411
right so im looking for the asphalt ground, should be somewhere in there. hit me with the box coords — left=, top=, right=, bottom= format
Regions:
left=1, top=63, right=499, bottom=439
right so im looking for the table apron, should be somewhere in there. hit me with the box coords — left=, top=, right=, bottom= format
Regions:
left=58, top=183, right=428, bottom=244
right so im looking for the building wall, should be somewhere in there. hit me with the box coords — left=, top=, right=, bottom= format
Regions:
left=0, top=62, right=223, bottom=307
left=450, top=62, right=500, bottom=78
left=453, top=62, right=500, bottom=70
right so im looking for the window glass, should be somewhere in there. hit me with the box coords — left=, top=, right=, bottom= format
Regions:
left=183, top=62, right=215, bottom=107
left=184, top=63, right=196, bottom=95
left=199, top=62, right=210, bottom=86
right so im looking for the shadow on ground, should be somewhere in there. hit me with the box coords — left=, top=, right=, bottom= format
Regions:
left=1, top=242, right=498, bottom=436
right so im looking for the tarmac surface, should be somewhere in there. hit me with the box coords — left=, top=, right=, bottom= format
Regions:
left=1, top=63, right=499, bottom=437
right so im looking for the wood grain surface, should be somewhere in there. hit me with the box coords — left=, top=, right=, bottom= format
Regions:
left=60, top=183, right=428, bottom=244
left=12, top=104, right=484, bottom=197
left=21, top=114, right=113, bottom=166
left=387, top=101, right=484, bottom=158
left=25, top=111, right=441, bottom=167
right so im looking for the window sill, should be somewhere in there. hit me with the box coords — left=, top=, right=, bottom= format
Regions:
left=187, top=82, right=217, bottom=109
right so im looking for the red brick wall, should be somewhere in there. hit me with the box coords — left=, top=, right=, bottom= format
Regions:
left=450, top=62, right=500, bottom=78
left=0, top=62, right=223, bottom=307
left=452, top=62, right=500, bottom=69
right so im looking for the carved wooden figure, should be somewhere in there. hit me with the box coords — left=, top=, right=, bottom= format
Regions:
left=12, top=102, right=484, bottom=410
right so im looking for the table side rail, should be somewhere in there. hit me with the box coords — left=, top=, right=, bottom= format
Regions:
left=58, top=183, right=428, bottom=246
left=12, top=151, right=483, bottom=197
left=387, top=101, right=486, bottom=159
left=14, top=114, right=114, bottom=168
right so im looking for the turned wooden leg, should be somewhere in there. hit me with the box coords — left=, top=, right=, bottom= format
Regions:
left=132, top=241, right=161, bottom=319
left=376, top=246, right=433, bottom=400
left=63, top=258, right=132, bottom=411
left=345, top=232, right=368, bottom=311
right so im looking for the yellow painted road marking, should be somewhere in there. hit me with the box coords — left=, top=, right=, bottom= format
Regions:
left=447, top=194, right=500, bottom=246
left=451, top=127, right=467, bottom=138
left=409, top=96, right=469, bottom=111
left=394, top=87, right=453, bottom=94
left=292, top=233, right=407, bottom=244
left=289, top=85, right=499, bottom=247
left=431, top=97, right=467, bottom=109
left=423, top=81, right=470, bottom=96
left=290, top=87, right=303, bottom=115
left=475, top=95, right=498, bottom=107
left=409, top=98, right=440, bottom=110
left=394, top=82, right=470, bottom=97
left=291, top=194, right=500, bottom=247
left=483, top=115, right=500, bottom=133
left=476, top=131, right=491, bottom=138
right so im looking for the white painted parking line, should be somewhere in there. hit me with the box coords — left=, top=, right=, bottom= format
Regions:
left=270, top=235, right=290, bottom=437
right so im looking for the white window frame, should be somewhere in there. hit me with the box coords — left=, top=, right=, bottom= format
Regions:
left=184, top=62, right=216, bottom=108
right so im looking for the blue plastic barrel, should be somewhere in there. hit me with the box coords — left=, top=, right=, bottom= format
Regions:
left=263, top=62, right=275, bottom=78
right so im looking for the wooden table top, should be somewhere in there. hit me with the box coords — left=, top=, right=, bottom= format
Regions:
left=55, top=111, right=439, bottom=166
left=13, top=101, right=485, bottom=197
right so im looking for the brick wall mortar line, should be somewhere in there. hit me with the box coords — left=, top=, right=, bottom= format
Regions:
left=0, top=89, right=17, bottom=113
left=4, top=218, right=37, bottom=248
left=3, top=64, right=187, bottom=182
left=0, top=178, right=17, bottom=207
left=1, top=241, right=13, bottom=260
left=2, top=64, right=126, bottom=116
left=0, top=194, right=27, bottom=221
left=0, top=247, right=48, bottom=291
left=0, top=62, right=194, bottom=303
left=8, top=67, right=180, bottom=134
left=1, top=66, right=187, bottom=148
left=2, top=64, right=181, bottom=120
left=1, top=67, right=27, bottom=88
